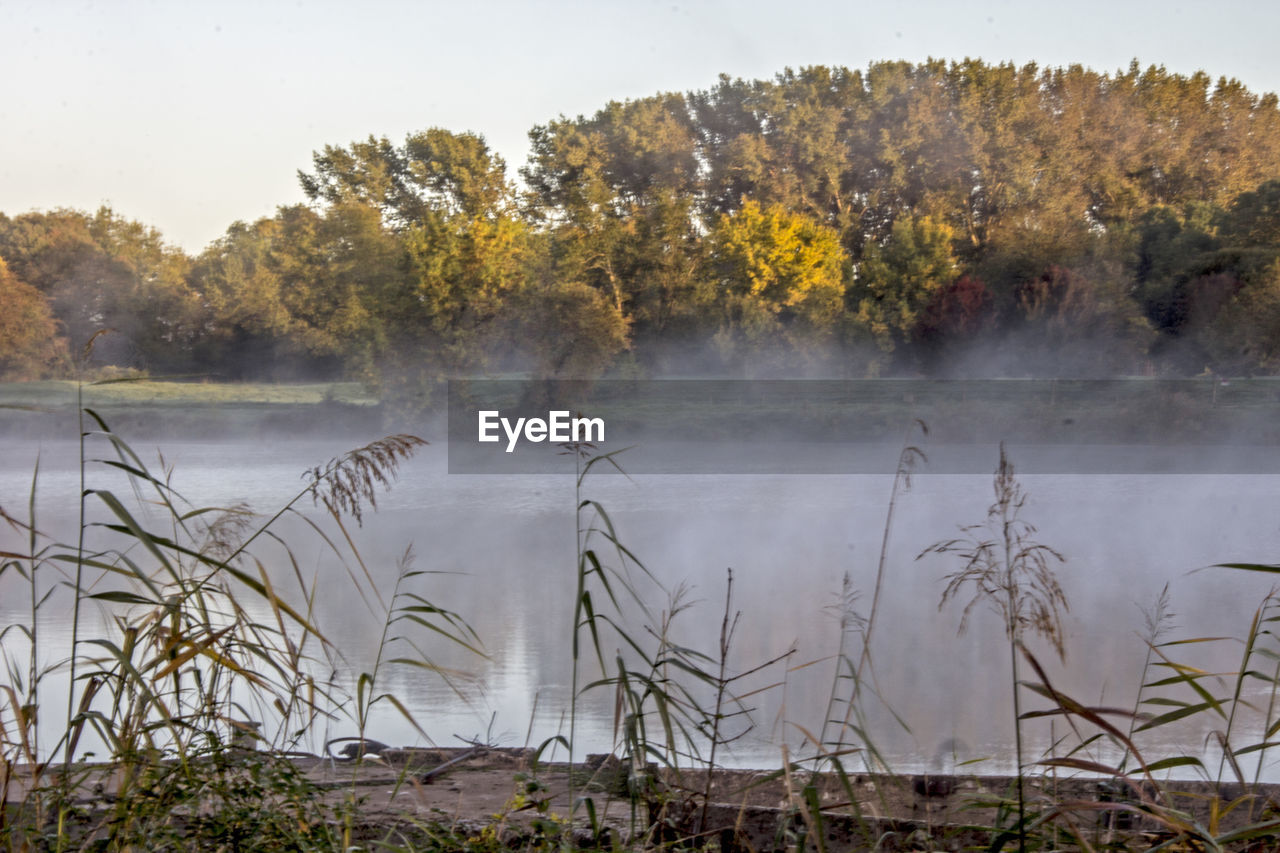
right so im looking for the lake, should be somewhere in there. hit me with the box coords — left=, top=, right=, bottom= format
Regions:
left=2, top=432, right=1279, bottom=777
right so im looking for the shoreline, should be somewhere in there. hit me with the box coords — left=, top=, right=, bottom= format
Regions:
left=7, top=747, right=1277, bottom=850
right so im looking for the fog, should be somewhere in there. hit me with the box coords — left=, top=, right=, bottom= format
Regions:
left=3, top=420, right=1280, bottom=776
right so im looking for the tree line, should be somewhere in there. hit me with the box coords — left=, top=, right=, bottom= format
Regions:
left=5, top=59, right=1280, bottom=399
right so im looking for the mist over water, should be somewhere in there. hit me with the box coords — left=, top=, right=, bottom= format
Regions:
left=3, top=431, right=1280, bottom=776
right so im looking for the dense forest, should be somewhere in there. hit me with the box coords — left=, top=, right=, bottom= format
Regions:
left=5, top=59, right=1280, bottom=400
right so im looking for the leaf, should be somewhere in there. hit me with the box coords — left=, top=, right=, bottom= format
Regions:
left=86, top=590, right=156, bottom=605
left=1145, top=755, right=1206, bottom=772
left=1135, top=701, right=1225, bottom=732
left=1217, top=562, right=1280, bottom=574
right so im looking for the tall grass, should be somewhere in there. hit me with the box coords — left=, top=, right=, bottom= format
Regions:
left=560, top=442, right=798, bottom=846
left=0, top=406, right=479, bottom=850
left=922, top=443, right=1068, bottom=853
left=814, top=420, right=925, bottom=776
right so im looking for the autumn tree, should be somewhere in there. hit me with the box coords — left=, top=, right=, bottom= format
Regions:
left=0, top=208, right=198, bottom=372
left=8, top=58, right=1280, bottom=382
left=0, top=257, right=63, bottom=379
left=708, top=200, right=846, bottom=371
left=914, top=275, right=996, bottom=373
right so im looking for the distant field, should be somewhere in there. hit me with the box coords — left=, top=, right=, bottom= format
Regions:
left=0, top=379, right=377, bottom=409
left=0, top=380, right=383, bottom=438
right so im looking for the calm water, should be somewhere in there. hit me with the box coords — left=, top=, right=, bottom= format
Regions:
left=2, top=434, right=1279, bottom=775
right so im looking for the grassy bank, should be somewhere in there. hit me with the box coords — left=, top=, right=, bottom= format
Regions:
left=0, top=380, right=383, bottom=438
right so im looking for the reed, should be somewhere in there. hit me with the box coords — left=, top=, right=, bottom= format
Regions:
left=921, top=443, right=1068, bottom=853
left=0, top=405, right=480, bottom=851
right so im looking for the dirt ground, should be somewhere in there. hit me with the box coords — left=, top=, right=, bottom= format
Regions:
left=8, top=747, right=1280, bottom=850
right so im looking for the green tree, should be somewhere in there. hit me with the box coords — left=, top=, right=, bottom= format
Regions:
left=850, top=215, right=957, bottom=354
left=513, top=277, right=630, bottom=379
left=1216, top=179, right=1280, bottom=248
left=299, top=128, right=512, bottom=228
left=692, top=67, right=871, bottom=245
left=191, top=217, right=299, bottom=378
left=192, top=203, right=405, bottom=381
left=274, top=203, right=402, bottom=379
left=298, top=128, right=532, bottom=393
left=1198, top=260, right=1280, bottom=373
left=1133, top=203, right=1221, bottom=337
left=524, top=94, right=711, bottom=361
left=86, top=208, right=202, bottom=372
left=389, top=207, right=535, bottom=383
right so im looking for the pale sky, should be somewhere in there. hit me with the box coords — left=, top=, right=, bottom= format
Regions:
left=4, top=0, right=1279, bottom=253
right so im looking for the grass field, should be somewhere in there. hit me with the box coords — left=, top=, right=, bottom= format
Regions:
left=0, top=379, right=383, bottom=438
left=0, top=379, right=377, bottom=408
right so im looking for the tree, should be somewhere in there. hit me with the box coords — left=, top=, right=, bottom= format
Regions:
left=269, top=203, right=404, bottom=380
left=0, top=257, right=63, bottom=379
left=1216, top=179, right=1280, bottom=248
left=525, top=94, right=700, bottom=220
left=709, top=200, right=846, bottom=370
left=1197, top=260, right=1280, bottom=373
left=0, top=208, right=198, bottom=372
left=914, top=275, right=995, bottom=374
left=1132, top=181, right=1280, bottom=373
left=296, top=128, right=532, bottom=395
left=692, top=67, right=871, bottom=245
left=513, top=278, right=630, bottom=379
left=389, top=207, right=535, bottom=384
left=299, top=128, right=513, bottom=228
left=1133, top=202, right=1220, bottom=330
left=524, top=93, right=711, bottom=360
left=86, top=208, right=202, bottom=372
left=193, top=203, right=404, bottom=381
left=192, top=217, right=300, bottom=378
left=850, top=215, right=957, bottom=354
left=1006, top=264, right=1155, bottom=376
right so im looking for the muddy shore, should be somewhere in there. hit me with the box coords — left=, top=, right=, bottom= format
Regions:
left=7, top=747, right=1279, bottom=850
